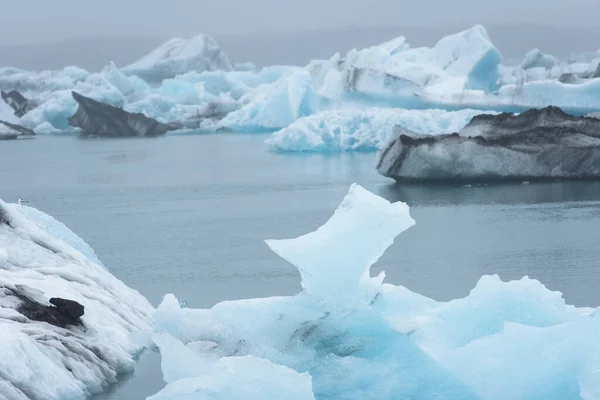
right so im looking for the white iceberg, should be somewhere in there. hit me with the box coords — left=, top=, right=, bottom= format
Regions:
left=266, top=108, right=498, bottom=152
left=122, top=34, right=238, bottom=83
left=149, top=184, right=600, bottom=399
left=0, top=200, right=154, bottom=399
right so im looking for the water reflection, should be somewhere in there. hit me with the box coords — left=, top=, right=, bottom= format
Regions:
left=377, top=181, right=600, bottom=207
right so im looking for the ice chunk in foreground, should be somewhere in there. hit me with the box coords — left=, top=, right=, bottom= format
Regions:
left=266, top=183, right=414, bottom=306
left=148, top=355, right=316, bottom=400
left=0, top=200, right=154, bottom=399
left=150, top=185, right=478, bottom=399
left=151, top=184, right=600, bottom=399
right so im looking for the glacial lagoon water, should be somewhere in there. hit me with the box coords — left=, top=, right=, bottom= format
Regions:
left=2, top=134, right=600, bottom=399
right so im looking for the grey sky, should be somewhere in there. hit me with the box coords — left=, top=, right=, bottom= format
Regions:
left=2, top=0, right=599, bottom=45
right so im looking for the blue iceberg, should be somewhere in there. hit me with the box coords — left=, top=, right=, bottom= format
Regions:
left=148, top=185, right=600, bottom=399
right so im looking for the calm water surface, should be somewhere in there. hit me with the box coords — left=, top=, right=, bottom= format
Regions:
left=2, top=134, right=600, bottom=399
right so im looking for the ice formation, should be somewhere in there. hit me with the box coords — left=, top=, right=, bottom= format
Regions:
left=147, top=184, right=600, bottom=399
left=122, top=35, right=240, bottom=83
left=0, top=200, right=154, bottom=399
left=376, top=107, right=600, bottom=182
left=266, top=108, right=498, bottom=152
left=0, top=25, right=599, bottom=139
left=69, top=91, right=178, bottom=137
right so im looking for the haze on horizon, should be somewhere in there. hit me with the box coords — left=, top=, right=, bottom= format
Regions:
left=1, top=0, right=599, bottom=70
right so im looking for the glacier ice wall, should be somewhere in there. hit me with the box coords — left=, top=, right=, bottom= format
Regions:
left=0, top=200, right=154, bottom=399
left=149, top=184, right=600, bottom=399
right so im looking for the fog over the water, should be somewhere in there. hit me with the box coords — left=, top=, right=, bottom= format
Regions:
left=0, top=0, right=598, bottom=70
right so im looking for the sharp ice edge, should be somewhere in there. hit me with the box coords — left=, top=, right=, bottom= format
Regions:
left=1, top=25, right=599, bottom=140
left=149, top=184, right=600, bottom=399
left=0, top=200, right=154, bottom=400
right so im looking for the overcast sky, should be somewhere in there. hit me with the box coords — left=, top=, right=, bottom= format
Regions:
left=2, top=0, right=599, bottom=45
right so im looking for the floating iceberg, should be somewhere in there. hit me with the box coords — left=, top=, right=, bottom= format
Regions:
left=148, top=184, right=600, bottom=399
left=218, top=69, right=312, bottom=132
left=68, top=91, right=179, bottom=137
left=0, top=200, right=154, bottom=399
left=121, top=34, right=241, bottom=84
left=376, top=106, right=600, bottom=182
left=266, top=108, right=498, bottom=152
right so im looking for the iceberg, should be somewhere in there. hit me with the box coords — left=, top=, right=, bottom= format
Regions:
left=121, top=34, right=238, bottom=84
left=68, top=91, right=179, bottom=137
left=376, top=106, right=600, bottom=182
left=147, top=350, right=317, bottom=400
left=218, top=69, right=312, bottom=132
left=0, top=200, right=154, bottom=399
left=266, top=108, right=498, bottom=152
left=0, top=59, right=292, bottom=133
left=149, top=184, right=600, bottom=399
left=150, top=184, right=477, bottom=399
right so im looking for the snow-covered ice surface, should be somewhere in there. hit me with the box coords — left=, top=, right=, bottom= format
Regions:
left=0, top=200, right=154, bottom=399
left=1, top=25, right=600, bottom=141
left=121, top=34, right=256, bottom=84
left=17, top=205, right=103, bottom=266
left=148, top=184, right=600, bottom=399
left=266, top=108, right=498, bottom=152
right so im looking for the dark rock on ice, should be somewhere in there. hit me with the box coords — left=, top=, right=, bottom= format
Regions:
left=68, top=91, right=178, bottom=137
left=377, top=106, right=600, bottom=182
left=50, top=297, right=85, bottom=320
left=1, top=90, right=36, bottom=117
left=9, top=287, right=84, bottom=328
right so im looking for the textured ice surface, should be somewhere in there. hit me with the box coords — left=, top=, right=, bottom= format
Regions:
left=0, top=200, right=154, bottom=399
left=150, top=184, right=600, bottom=399
left=376, top=107, right=600, bottom=181
left=218, top=70, right=312, bottom=132
left=148, top=350, right=316, bottom=400
left=266, top=108, right=498, bottom=152
left=18, top=205, right=102, bottom=266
